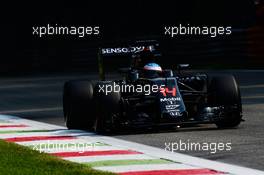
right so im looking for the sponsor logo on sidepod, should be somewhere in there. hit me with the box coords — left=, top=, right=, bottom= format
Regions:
left=160, top=97, right=181, bottom=102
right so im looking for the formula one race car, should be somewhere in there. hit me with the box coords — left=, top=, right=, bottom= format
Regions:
left=63, top=40, right=243, bottom=133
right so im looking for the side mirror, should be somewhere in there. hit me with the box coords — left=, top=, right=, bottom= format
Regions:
left=177, top=64, right=190, bottom=70
left=118, top=67, right=131, bottom=74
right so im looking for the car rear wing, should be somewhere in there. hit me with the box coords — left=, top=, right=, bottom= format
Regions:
left=97, top=40, right=161, bottom=80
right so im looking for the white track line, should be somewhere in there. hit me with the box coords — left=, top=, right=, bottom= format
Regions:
left=0, top=107, right=63, bottom=114
left=94, top=163, right=198, bottom=173
left=0, top=127, right=45, bottom=132
left=240, top=84, right=264, bottom=89
left=64, top=154, right=158, bottom=163
left=0, top=115, right=65, bottom=130
left=0, top=123, right=24, bottom=126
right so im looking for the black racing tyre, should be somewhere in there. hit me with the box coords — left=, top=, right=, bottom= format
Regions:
left=208, top=75, right=242, bottom=128
left=93, top=81, right=121, bottom=133
left=63, top=80, right=96, bottom=129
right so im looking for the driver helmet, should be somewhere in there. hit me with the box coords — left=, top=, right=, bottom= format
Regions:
left=143, top=63, right=162, bottom=72
left=143, top=63, right=162, bottom=78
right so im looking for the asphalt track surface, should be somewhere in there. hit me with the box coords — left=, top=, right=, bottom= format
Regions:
left=0, top=70, right=263, bottom=170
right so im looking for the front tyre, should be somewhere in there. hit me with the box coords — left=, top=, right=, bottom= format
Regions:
left=63, top=81, right=96, bottom=129
left=93, top=82, right=121, bottom=133
left=208, top=75, right=242, bottom=128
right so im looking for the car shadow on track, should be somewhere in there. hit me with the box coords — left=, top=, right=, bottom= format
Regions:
left=93, top=124, right=241, bottom=136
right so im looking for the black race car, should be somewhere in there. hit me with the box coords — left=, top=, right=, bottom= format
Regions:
left=63, top=40, right=243, bottom=133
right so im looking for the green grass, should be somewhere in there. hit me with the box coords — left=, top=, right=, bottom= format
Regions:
left=0, top=140, right=115, bottom=175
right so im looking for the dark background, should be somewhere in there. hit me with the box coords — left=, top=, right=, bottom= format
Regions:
left=2, top=0, right=264, bottom=74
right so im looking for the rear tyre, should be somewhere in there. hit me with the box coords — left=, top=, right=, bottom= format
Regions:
left=208, top=75, right=242, bottom=128
left=63, top=81, right=96, bottom=129
left=93, top=82, right=121, bottom=133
